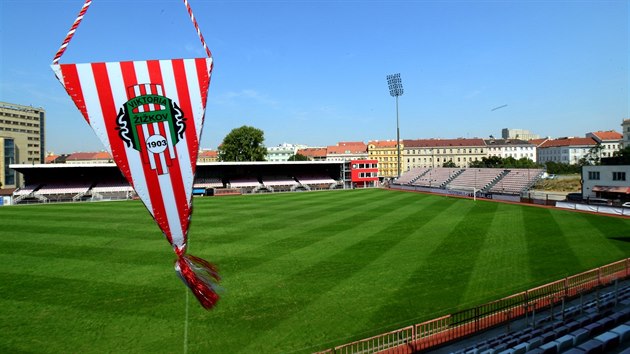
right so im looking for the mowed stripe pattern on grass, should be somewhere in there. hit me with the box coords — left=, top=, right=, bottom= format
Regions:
left=0, top=189, right=629, bottom=353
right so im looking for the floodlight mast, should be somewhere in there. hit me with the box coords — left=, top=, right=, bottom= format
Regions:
left=387, top=73, right=404, bottom=178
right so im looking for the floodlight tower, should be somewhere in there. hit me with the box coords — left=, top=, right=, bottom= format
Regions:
left=387, top=73, right=404, bottom=178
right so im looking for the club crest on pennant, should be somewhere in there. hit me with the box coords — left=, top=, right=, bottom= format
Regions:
left=116, top=84, right=187, bottom=175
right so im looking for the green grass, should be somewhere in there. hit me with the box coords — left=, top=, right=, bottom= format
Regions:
left=1, top=189, right=629, bottom=353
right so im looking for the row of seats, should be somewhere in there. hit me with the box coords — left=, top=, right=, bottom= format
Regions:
left=395, top=168, right=544, bottom=195
left=450, top=285, right=630, bottom=354
left=449, top=169, right=504, bottom=190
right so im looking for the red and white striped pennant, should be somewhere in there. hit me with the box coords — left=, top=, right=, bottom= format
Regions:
left=51, top=0, right=220, bottom=310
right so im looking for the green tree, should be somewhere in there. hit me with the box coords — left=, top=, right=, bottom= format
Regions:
left=218, top=125, right=268, bottom=162
left=442, top=160, right=457, bottom=167
left=612, top=146, right=630, bottom=164
left=287, top=153, right=309, bottom=161
left=578, top=144, right=603, bottom=166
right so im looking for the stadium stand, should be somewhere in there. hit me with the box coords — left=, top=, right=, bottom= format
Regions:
left=34, top=182, right=92, bottom=202
left=393, top=167, right=545, bottom=196
left=261, top=176, right=299, bottom=192
left=488, top=168, right=544, bottom=195
left=440, top=283, right=630, bottom=354
left=395, top=167, right=429, bottom=184
left=90, top=182, right=134, bottom=200
left=446, top=168, right=504, bottom=190
left=412, top=168, right=463, bottom=188
left=295, top=174, right=339, bottom=190
left=227, top=177, right=261, bottom=194
left=193, top=177, right=223, bottom=188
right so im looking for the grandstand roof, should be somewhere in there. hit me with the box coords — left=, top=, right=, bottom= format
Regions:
left=402, top=138, right=486, bottom=147
left=539, top=137, right=597, bottom=148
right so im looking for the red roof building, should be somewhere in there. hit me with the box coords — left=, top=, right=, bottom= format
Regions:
left=198, top=150, right=218, bottom=163
left=65, top=152, right=113, bottom=164
left=537, top=137, right=598, bottom=165
left=586, top=130, right=623, bottom=158
left=297, top=147, right=327, bottom=161
left=326, top=141, right=367, bottom=162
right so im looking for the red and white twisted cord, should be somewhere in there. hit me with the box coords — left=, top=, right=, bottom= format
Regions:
left=52, top=0, right=92, bottom=65
left=183, top=0, right=212, bottom=58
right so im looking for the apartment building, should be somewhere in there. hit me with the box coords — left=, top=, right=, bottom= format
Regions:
left=586, top=131, right=622, bottom=158
left=367, top=140, right=402, bottom=178
left=0, top=101, right=46, bottom=188
left=402, top=138, right=487, bottom=169
left=485, top=138, right=536, bottom=161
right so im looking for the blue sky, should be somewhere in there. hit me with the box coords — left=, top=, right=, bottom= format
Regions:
left=1, top=0, right=628, bottom=154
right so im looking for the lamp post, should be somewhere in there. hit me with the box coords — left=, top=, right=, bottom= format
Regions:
left=387, top=73, right=404, bottom=178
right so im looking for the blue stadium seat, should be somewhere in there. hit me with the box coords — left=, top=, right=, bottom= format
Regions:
left=596, top=316, right=615, bottom=331
left=562, top=349, right=586, bottom=354
left=511, top=343, right=527, bottom=354
left=583, top=322, right=604, bottom=337
left=568, top=328, right=590, bottom=346
left=553, top=325, right=569, bottom=337
left=576, top=339, right=604, bottom=354
left=538, top=341, right=558, bottom=354
left=554, top=334, right=575, bottom=352
left=593, top=331, right=620, bottom=352
left=566, top=320, right=581, bottom=332
left=540, top=331, right=556, bottom=343
left=526, top=336, right=543, bottom=350
left=610, top=324, right=630, bottom=343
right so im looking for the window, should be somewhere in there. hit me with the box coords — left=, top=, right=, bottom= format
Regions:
left=588, top=171, right=600, bottom=180
left=613, top=172, right=626, bottom=181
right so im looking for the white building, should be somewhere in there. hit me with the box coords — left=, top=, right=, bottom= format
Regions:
left=266, top=143, right=307, bottom=162
left=537, top=137, right=598, bottom=165
left=484, top=139, right=536, bottom=161
left=582, top=165, right=630, bottom=202
left=586, top=131, right=622, bottom=158
left=501, top=128, right=540, bottom=141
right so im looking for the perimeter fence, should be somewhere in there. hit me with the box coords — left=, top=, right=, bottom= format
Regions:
left=316, top=258, right=630, bottom=354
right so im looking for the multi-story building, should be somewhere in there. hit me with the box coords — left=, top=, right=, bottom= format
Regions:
left=326, top=141, right=368, bottom=162
left=537, top=137, right=598, bottom=165
left=367, top=140, right=403, bottom=178
left=266, top=143, right=307, bottom=162
left=296, top=147, right=327, bottom=161
left=582, top=164, right=630, bottom=202
left=501, top=128, right=540, bottom=141
left=0, top=101, right=46, bottom=188
left=586, top=131, right=623, bottom=158
left=402, top=138, right=486, bottom=169
left=198, top=149, right=218, bottom=163
left=621, top=119, right=630, bottom=148
left=65, top=151, right=113, bottom=164
left=485, top=138, right=536, bottom=162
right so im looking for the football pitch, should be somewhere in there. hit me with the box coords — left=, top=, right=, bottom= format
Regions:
left=1, top=188, right=629, bottom=353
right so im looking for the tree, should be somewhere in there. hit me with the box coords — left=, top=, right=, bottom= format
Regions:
left=442, top=160, right=457, bottom=168
left=578, top=144, right=603, bottom=166
left=218, top=125, right=268, bottom=162
left=287, top=153, right=309, bottom=161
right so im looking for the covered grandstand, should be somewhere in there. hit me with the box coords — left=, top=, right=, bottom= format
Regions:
left=8, top=161, right=350, bottom=204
